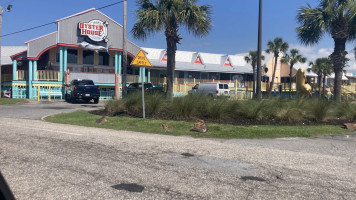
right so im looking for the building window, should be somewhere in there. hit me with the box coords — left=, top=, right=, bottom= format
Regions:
left=83, top=66, right=94, bottom=72
left=83, top=50, right=94, bottom=65
left=56, top=49, right=78, bottom=64
left=99, top=52, right=109, bottom=66
left=67, top=49, right=78, bottom=64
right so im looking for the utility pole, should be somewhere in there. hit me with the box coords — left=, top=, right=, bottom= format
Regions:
left=0, top=5, right=12, bottom=99
left=122, top=0, right=128, bottom=97
left=256, top=0, right=263, bottom=100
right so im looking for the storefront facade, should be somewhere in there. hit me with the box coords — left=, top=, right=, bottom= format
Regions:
left=9, top=8, right=141, bottom=99
left=2, top=8, right=296, bottom=99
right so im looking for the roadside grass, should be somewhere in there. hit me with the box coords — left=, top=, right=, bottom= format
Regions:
left=0, top=98, right=27, bottom=105
left=44, top=111, right=352, bottom=139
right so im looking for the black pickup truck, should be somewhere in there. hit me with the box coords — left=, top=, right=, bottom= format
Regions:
left=65, top=79, right=100, bottom=104
left=127, top=83, right=165, bottom=95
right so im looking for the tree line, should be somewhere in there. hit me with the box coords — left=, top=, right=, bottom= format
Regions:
left=123, top=0, right=356, bottom=102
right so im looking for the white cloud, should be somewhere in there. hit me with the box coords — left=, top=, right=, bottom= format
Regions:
left=289, top=44, right=356, bottom=73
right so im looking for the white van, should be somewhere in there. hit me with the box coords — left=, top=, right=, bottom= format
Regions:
left=188, top=83, right=230, bottom=97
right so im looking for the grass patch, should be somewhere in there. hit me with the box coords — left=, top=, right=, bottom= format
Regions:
left=0, top=98, right=27, bottom=105
left=44, top=110, right=352, bottom=139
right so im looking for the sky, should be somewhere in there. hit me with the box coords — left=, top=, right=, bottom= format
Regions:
left=1, top=0, right=356, bottom=72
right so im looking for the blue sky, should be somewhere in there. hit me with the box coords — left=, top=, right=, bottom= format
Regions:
left=1, top=0, right=356, bottom=71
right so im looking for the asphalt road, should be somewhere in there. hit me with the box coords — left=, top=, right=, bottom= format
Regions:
left=0, top=99, right=105, bottom=120
left=0, top=100, right=356, bottom=199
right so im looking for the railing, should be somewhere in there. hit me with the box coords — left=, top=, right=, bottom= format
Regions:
left=69, top=72, right=115, bottom=84
left=37, top=70, right=59, bottom=82
left=12, top=85, right=27, bottom=99
left=17, top=70, right=28, bottom=81
left=342, top=85, right=356, bottom=94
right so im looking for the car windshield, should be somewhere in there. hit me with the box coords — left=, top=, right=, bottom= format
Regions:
left=78, top=80, right=94, bottom=85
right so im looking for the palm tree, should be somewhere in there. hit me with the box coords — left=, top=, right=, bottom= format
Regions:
left=308, top=61, right=323, bottom=98
left=265, top=37, right=289, bottom=98
left=131, top=0, right=212, bottom=100
left=244, top=51, right=265, bottom=98
left=308, top=58, right=333, bottom=98
left=296, top=0, right=356, bottom=102
left=281, top=49, right=307, bottom=99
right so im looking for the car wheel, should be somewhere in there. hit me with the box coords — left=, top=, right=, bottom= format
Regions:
left=94, top=98, right=99, bottom=104
left=65, top=93, right=70, bottom=102
left=71, top=97, right=76, bottom=104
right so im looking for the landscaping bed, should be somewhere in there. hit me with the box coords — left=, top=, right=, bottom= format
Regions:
left=45, top=111, right=352, bottom=139
left=99, top=92, right=356, bottom=126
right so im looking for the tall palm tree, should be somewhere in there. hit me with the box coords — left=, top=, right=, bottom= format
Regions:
left=308, top=61, right=323, bottom=98
left=296, top=0, right=356, bottom=102
left=308, top=58, right=333, bottom=98
left=244, top=51, right=265, bottom=97
left=281, top=49, right=307, bottom=99
left=265, top=37, right=289, bottom=98
left=131, top=0, right=212, bottom=100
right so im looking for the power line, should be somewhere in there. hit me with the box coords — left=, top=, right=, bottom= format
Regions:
left=1, top=0, right=125, bottom=38
left=1, top=22, right=54, bottom=37
left=97, top=0, right=124, bottom=10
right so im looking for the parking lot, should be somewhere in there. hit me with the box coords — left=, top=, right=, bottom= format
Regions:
left=0, top=99, right=105, bottom=120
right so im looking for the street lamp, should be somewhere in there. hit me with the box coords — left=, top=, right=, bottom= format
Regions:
left=0, top=4, right=12, bottom=98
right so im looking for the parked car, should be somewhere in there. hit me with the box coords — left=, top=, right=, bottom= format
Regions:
left=127, top=83, right=165, bottom=95
left=65, top=79, right=100, bottom=104
left=188, top=83, right=230, bottom=97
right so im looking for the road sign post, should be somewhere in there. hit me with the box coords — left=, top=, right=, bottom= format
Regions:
left=130, top=50, right=152, bottom=119
left=141, top=67, right=145, bottom=118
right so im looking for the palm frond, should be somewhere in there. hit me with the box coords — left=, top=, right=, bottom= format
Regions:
left=131, top=1, right=163, bottom=40
left=296, top=6, right=326, bottom=45
left=181, top=4, right=212, bottom=37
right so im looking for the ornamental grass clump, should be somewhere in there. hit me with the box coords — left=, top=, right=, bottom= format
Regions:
left=207, top=98, right=229, bottom=120
left=104, top=100, right=125, bottom=116
left=274, top=99, right=306, bottom=123
left=145, top=93, right=166, bottom=117
left=170, top=95, right=198, bottom=118
left=335, top=101, right=356, bottom=121
left=124, top=91, right=142, bottom=116
left=231, top=100, right=264, bottom=120
left=309, top=99, right=331, bottom=121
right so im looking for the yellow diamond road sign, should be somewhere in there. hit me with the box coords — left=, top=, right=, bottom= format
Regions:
left=130, top=50, right=152, bottom=67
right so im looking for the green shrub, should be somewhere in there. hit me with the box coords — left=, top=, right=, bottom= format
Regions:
left=104, top=100, right=125, bottom=116
left=309, top=99, right=331, bottom=121
left=260, top=99, right=284, bottom=120
left=145, top=93, right=166, bottom=116
left=207, top=98, right=228, bottom=120
left=170, top=95, right=198, bottom=118
left=232, top=100, right=264, bottom=120
left=124, top=91, right=142, bottom=115
left=335, top=101, right=356, bottom=121
left=277, top=107, right=304, bottom=123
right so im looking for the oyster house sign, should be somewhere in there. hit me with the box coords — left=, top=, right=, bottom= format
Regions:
left=78, top=20, right=108, bottom=42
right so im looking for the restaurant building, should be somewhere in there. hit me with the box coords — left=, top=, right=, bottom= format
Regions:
left=1, top=8, right=302, bottom=99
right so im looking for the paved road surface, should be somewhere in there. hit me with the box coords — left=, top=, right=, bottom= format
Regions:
left=0, top=99, right=105, bottom=120
left=0, top=101, right=355, bottom=199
